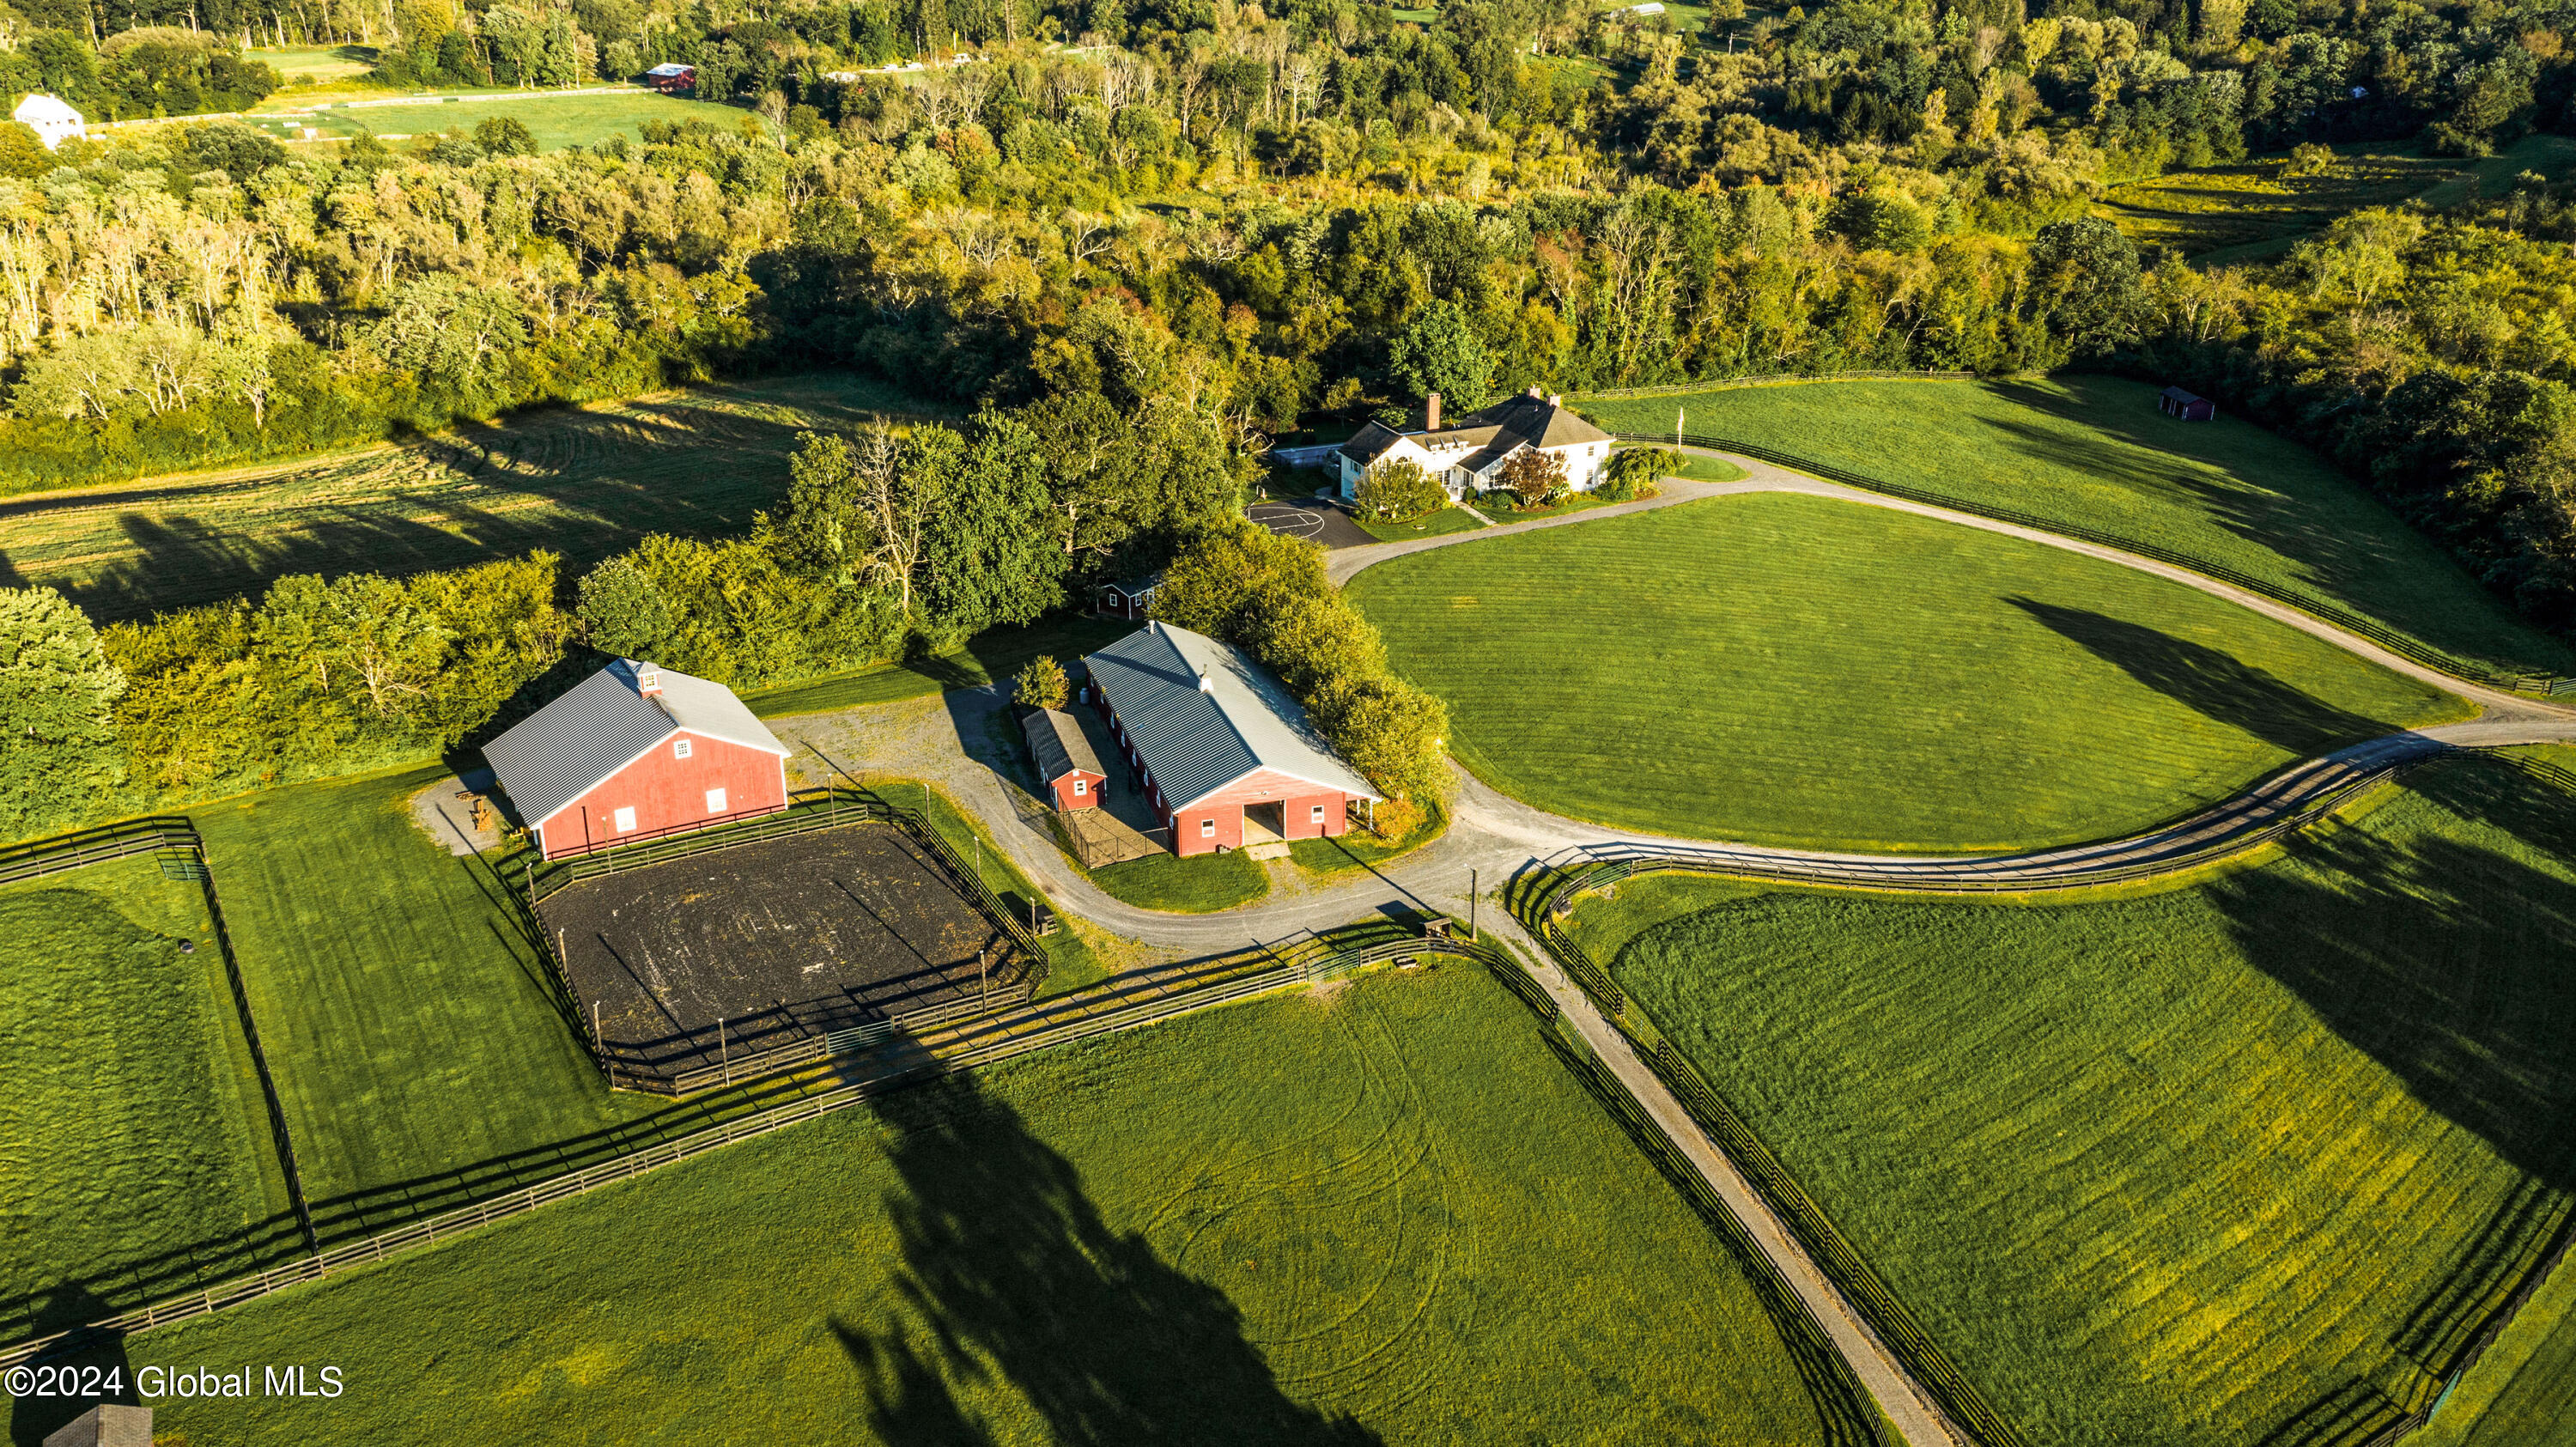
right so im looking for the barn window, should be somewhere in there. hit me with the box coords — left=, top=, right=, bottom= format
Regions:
left=673, top=738, right=692, bottom=759
left=1073, top=779, right=1087, bottom=795
left=1200, top=818, right=1215, bottom=838
left=705, top=788, right=728, bottom=815
left=612, top=806, right=636, bottom=834
left=1310, top=804, right=1326, bottom=823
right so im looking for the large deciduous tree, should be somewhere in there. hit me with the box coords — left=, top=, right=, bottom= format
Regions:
left=0, top=587, right=125, bottom=838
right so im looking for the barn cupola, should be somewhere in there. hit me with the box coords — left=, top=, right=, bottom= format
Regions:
left=633, top=662, right=664, bottom=698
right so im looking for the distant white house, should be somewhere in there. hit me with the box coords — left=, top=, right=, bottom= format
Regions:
left=13, top=94, right=83, bottom=151
left=1334, top=388, right=1615, bottom=500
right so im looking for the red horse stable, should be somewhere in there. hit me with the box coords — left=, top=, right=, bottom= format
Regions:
left=483, top=660, right=791, bottom=860
left=1023, top=707, right=1107, bottom=812
left=1083, top=622, right=1380, bottom=857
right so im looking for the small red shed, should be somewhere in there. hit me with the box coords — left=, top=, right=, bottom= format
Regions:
left=2159, top=386, right=2215, bottom=421
left=1023, top=708, right=1107, bottom=811
left=643, top=62, right=697, bottom=93
left=482, top=659, right=791, bottom=860
left=1095, top=572, right=1162, bottom=620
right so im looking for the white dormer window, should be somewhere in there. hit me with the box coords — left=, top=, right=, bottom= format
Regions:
left=673, top=738, right=692, bottom=759
left=1073, top=779, right=1088, bottom=795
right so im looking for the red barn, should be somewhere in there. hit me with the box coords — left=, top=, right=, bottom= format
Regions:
left=483, top=659, right=791, bottom=860
left=1084, top=622, right=1381, bottom=857
left=1023, top=707, right=1107, bottom=811
left=643, top=62, right=697, bottom=93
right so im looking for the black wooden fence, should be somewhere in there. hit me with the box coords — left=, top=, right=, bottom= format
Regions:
left=509, top=783, right=1054, bottom=1096
left=1629, top=429, right=2574, bottom=697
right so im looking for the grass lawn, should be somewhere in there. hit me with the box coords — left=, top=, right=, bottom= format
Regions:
left=124, top=964, right=1843, bottom=1445
left=0, top=373, right=952, bottom=619
left=251, top=45, right=376, bottom=84
left=1349, top=491, right=2466, bottom=852
left=2414, top=1249, right=2576, bottom=1447
left=1353, top=505, right=1488, bottom=542
left=1674, top=454, right=1747, bottom=483
left=194, top=767, right=661, bottom=1223
left=1286, top=799, right=1446, bottom=878
left=1573, top=753, right=2576, bottom=1444
left=745, top=613, right=1134, bottom=718
left=0, top=859, right=293, bottom=1338
left=1575, top=374, right=2576, bottom=679
left=1084, top=845, right=1270, bottom=913
left=285, top=91, right=752, bottom=150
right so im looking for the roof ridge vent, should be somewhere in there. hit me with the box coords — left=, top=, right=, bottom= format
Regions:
left=1197, top=664, right=1216, bottom=694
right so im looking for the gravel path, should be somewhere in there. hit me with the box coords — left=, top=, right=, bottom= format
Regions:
left=757, top=453, right=2576, bottom=1447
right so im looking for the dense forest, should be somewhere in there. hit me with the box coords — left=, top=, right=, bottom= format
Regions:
left=6, top=0, right=2576, bottom=841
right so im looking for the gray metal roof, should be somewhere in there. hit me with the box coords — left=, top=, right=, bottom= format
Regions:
left=1082, top=623, right=1379, bottom=811
left=481, top=660, right=788, bottom=829
left=1023, top=708, right=1104, bottom=783
left=1334, top=392, right=1609, bottom=469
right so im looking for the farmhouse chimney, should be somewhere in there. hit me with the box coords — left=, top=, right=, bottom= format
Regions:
left=1425, top=392, right=1440, bottom=431
left=1527, top=385, right=1542, bottom=398
left=1549, top=393, right=1563, bottom=407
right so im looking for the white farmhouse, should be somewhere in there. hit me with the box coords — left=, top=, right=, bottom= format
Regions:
left=12, top=94, right=83, bottom=151
left=1334, top=388, right=1614, bottom=502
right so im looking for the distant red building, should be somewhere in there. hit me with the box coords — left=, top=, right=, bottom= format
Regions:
left=2159, top=386, right=2216, bottom=422
left=644, top=63, right=697, bottom=94
left=1084, top=622, right=1380, bottom=857
left=483, top=660, right=790, bottom=860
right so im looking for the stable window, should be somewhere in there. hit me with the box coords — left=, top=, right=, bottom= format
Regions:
left=1073, top=779, right=1087, bottom=796
left=1310, top=804, right=1326, bottom=823
left=673, top=738, right=692, bottom=759
left=1200, top=818, right=1215, bottom=838
left=612, top=806, right=636, bottom=834
left=705, top=788, right=727, bottom=815
left=638, top=671, right=659, bottom=692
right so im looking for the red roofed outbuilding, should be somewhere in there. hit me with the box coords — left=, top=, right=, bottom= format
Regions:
left=482, top=660, right=791, bottom=859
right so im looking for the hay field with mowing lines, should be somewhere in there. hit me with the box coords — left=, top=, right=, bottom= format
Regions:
left=1576, top=374, right=2576, bottom=679
left=1574, top=754, right=2576, bottom=1444
left=126, top=964, right=1843, bottom=1445
left=1348, top=491, right=2464, bottom=853
left=0, top=858, right=294, bottom=1341
left=2098, top=135, right=2576, bottom=264
left=287, top=91, right=755, bottom=150
left=0, top=373, right=949, bottom=620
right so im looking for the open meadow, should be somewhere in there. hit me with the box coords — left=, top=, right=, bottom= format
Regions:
left=0, top=858, right=293, bottom=1340
left=1568, top=752, right=2576, bottom=1444
left=0, top=374, right=949, bottom=621
left=117, top=964, right=1848, bottom=1446
left=1348, top=491, right=2465, bottom=852
left=281, top=90, right=755, bottom=149
left=1576, top=374, right=2576, bottom=680
left=2099, top=135, right=2576, bottom=263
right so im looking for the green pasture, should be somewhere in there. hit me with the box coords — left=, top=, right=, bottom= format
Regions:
left=1349, top=491, right=2465, bottom=852
left=1085, top=846, right=1270, bottom=912
left=126, top=964, right=1842, bottom=1445
left=0, top=859, right=290, bottom=1337
left=1354, top=504, right=1489, bottom=541
left=288, top=91, right=751, bottom=150
left=2101, top=135, right=2576, bottom=264
left=195, top=769, right=656, bottom=1217
left=0, top=374, right=951, bottom=620
left=1575, top=374, right=2576, bottom=679
left=1575, top=753, right=2576, bottom=1444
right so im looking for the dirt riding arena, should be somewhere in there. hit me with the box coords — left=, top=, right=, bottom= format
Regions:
left=537, top=824, right=1008, bottom=1084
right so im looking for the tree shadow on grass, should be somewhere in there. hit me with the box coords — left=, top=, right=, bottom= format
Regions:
left=835, top=1071, right=1381, bottom=1447
left=2005, top=596, right=2403, bottom=756
left=2216, top=759, right=2576, bottom=1441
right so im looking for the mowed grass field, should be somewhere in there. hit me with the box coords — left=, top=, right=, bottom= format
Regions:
left=289, top=91, right=754, bottom=150
left=2098, top=135, right=2576, bottom=262
left=1348, top=492, right=2466, bottom=852
left=0, top=373, right=950, bottom=620
left=1571, top=753, right=2576, bottom=1444
left=0, top=859, right=293, bottom=1337
left=122, top=965, right=1844, bottom=1446
left=1577, top=375, right=2576, bottom=679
